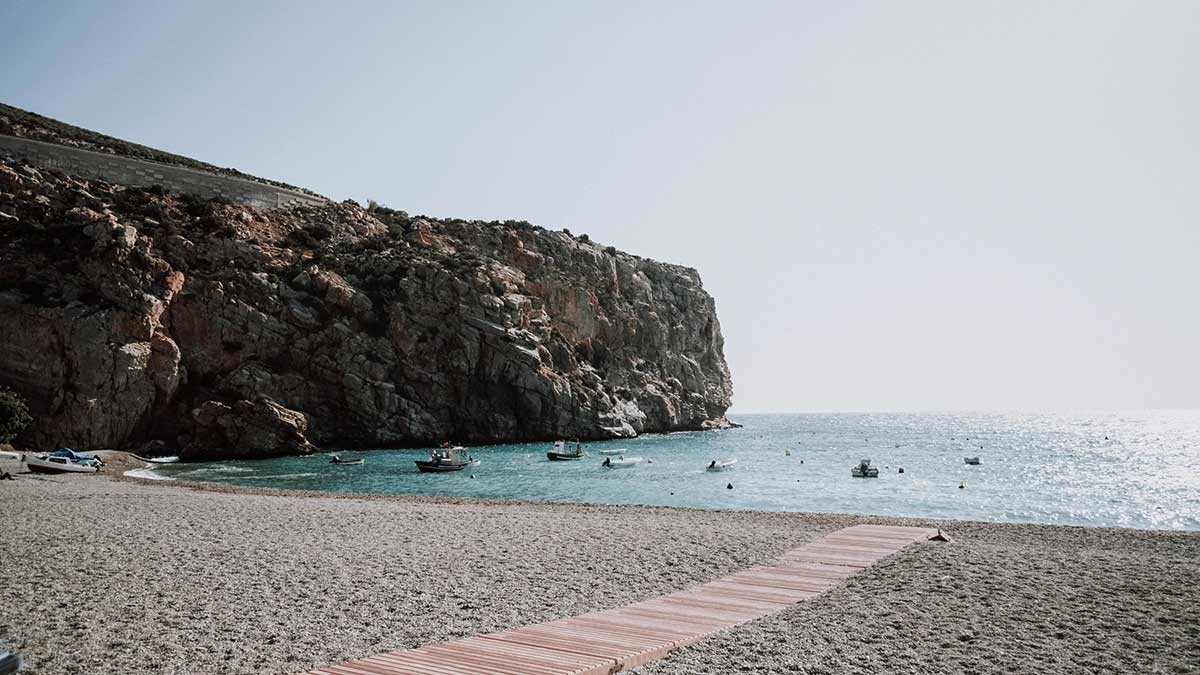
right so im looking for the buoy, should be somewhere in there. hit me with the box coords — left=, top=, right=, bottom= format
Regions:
left=785, top=450, right=791, bottom=456
left=898, top=467, right=904, bottom=474
left=670, top=491, right=674, bottom=495
left=470, top=474, right=476, bottom=479
left=647, top=458, right=653, bottom=464
left=800, top=459, right=804, bottom=464
left=959, top=482, right=965, bottom=489
left=727, top=483, right=733, bottom=490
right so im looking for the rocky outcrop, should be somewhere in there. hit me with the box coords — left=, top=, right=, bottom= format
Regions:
left=0, top=151, right=732, bottom=459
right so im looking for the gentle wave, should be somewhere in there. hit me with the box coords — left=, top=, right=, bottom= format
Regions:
left=124, top=467, right=174, bottom=481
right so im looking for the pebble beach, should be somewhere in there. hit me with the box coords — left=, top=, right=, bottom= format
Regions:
left=1, top=462, right=1197, bottom=675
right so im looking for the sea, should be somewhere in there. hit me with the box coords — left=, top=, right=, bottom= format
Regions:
left=145, top=411, right=1200, bottom=531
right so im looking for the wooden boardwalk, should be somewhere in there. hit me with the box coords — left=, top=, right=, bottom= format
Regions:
left=301, top=524, right=939, bottom=675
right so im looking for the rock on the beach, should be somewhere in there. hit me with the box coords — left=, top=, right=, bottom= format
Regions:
left=0, top=153, right=733, bottom=458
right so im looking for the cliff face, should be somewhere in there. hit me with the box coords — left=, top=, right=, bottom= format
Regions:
left=0, top=155, right=732, bottom=458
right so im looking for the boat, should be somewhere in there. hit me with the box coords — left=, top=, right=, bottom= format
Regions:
left=416, top=447, right=477, bottom=473
left=49, top=447, right=103, bottom=467
left=0, top=649, right=23, bottom=675
left=601, top=456, right=643, bottom=469
left=706, top=458, right=737, bottom=472
left=850, top=458, right=879, bottom=478
left=145, top=455, right=180, bottom=464
left=547, top=440, right=587, bottom=461
left=0, top=449, right=24, bottom=478
left=598, top=448, right=627, bottom=456
left=963, top=457, right=981, bottom=465
left=26, top=453, right=99, bottom=474
left=329, top=455, right=365, bottom=465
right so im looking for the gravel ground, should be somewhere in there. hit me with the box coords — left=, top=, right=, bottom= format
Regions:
left=2, top=468, right=1197, bottom=675
left=634, top=523, right=1200, bottom=675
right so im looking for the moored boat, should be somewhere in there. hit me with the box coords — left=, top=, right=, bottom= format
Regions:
left=963, top=456, right=981, bottom=465
left=547, top=440, right=587, bottom=461
left=330, top=455, right=365, bottom=465
left=417, top=447, right=477, bottom=473
left=601, top=456, right=643, bottom=469
left=706, top=458, right=737, bottom=472
left=598, top=448, right=627, bottom=456
left=850, top=458, right=879, bottom=478
left=26, top=453, right=99, bottom=474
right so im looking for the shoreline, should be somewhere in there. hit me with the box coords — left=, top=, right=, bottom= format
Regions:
left=4, top=469, right=1197, bottom=674
left=111, top=453, right=1196, bottom=535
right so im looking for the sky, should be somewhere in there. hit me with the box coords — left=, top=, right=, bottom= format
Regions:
left=2, top=1, right=1197, bottom=413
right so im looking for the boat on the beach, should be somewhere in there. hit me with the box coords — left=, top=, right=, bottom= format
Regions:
left=0, top=649, right=23, bottom=675
left=963, top=457, right=981, bottom=465
left=49, top=447, right=103, bottom=467
left=0, top=449, right=24, bottom=478
left=145, top=455, right=180, bottom=464
left=416, top=447, right=478, bottom=473
left=602, top=456, right=643, bottom=469
left=706, top=458, right=737, bottom=472
left=598, top=448, right=627, bottom=456
left=850, top=458, right=879, bottom=478
left=329, top=455, right=365, bottom=466
left=547, top=440, right=587, bottom=461
left=26, top=453, right=99, bottom=474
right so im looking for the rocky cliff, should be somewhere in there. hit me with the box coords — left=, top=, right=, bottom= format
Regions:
left=0, top=151, right=732, bottom=459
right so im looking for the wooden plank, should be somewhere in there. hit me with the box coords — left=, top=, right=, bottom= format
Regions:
left=299, top=524, right=941, bottom=675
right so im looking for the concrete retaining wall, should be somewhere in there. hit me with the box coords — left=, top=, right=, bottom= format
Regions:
left=0, top=134, right=327, bottom=210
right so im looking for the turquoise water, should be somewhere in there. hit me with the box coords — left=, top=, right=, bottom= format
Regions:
left=149, top=411, right=1200, bottom=531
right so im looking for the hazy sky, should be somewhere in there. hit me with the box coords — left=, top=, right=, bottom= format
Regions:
left=2, top=1, right=1197, bottom=412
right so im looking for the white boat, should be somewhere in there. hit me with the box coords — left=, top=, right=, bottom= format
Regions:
left=547, top=440, right=586, bottom=461
left=598, top=448, right=627, bottom=456
left=25, top=453, right=98, bottom=474
left=146, top=455, right=180, bottom=464
left=706, top=459, right=737, bottom=472
left=963, top=457, right=981, bottom=465
left=601, top=456, right=642, bottom=469
left=850, top=458, right=879, bottom=478
left=0, top=449, right=25, bottom=477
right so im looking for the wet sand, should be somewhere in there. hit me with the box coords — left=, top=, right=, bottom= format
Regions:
left=1, top=463, right=1196, bottom=675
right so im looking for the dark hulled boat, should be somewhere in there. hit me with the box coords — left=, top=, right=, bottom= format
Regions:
left=416, top=446, right=479, bottom=473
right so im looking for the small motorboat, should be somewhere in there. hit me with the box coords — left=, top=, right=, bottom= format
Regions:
left=26, top=453, right=99, bottom=474
left=850, top=458, right=879, bottom=478
left=329, top=455, right=365, bottom=466
left=49, top=447, right=103, bottom=467
left=417, top=447, right=477, bottom=473
left=0, top=449, right=24, bottom=478
left=598, top=448, right=627, bottom=456
left=706, top=459, right=737, bottom=472
left=146, top=455, right=180, bottom=464
left=547, top=440, right=587, bottom=461
left=963, top=457, right=981, bottom=465
left=0, top=649, right=23, bottom=675
left=601, top=456, right=643, bottom=469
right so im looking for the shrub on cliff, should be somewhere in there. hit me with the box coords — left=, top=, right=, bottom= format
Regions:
left=0, top=388, right=32, bottom=444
